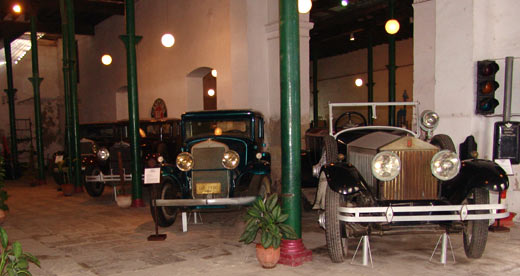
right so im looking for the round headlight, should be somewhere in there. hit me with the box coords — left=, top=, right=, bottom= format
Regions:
left=431, top=150, right=460, bottom=181
left=97, top=147, right=110, bottom=161
left=222, top=150, right=240, bottom=169
left=256, top=152, right=263, bottom=160
left=157, top=156, right=164, bottom=163
left=420, top=110, right=440, bottom=130
left=371, top=151, right=401, bottom=181
left=176, top=152, right=194, bottom=171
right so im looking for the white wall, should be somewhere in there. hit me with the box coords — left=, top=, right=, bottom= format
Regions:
left=414, top=0, right=520, bottom=216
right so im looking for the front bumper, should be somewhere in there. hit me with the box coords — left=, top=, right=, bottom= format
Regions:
left=154, top=196, right=257, bottom=207
left=85, top=172, right=142, bottom=182
left=337, top=203, right=509, bottom=223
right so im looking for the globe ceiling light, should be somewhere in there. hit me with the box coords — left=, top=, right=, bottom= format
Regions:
left=12, top=4, right=22, bottom=14
left=355, top=78, right=363, bottom=87
left=211, top=69, right=218, bottom=78
left=298, top=0, right=312, bottom=14
left=208, top=89, right=215, bottom=97
left=101, top=54, right=112, bottom=66
left=385, top=19, right=400, bottom=35
left=161, top=33, right=175, bottom=48
left=341, top=0, right=349, bottom=7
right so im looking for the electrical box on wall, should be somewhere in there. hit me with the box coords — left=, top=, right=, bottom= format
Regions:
left=493, top=121, right=520, bottom=164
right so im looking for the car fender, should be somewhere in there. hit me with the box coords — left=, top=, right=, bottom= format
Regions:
left=442, top=159, right=509, bottom=204
left=313, top=163, right=372, bottom=210
left=159, top=165, right=186, bottom=196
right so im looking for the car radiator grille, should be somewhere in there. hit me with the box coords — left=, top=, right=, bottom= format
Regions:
left=191, top=142, right=230, bottom=199
left=349, top=149, right=439, bottom=200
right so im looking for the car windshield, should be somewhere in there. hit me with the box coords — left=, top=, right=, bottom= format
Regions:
left=184, top=118, right=251, bottom=139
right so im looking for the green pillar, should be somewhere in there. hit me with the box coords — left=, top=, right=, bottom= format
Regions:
left=59, top=0, right=74, bottom=186
left=120, top=0, right=144, bottom=207
left=312, top=57, right=319, bottom=128
left=3, top=38, right=18, bottom=178
left=388, top=0, right=396, bottom=126
left=367, top=32, right=374, bottom=125
left=65, top=0, right=82, bottom=191
left=280, top=0, right=302, bottom=238
left=29, top=16, right=46, bottom=184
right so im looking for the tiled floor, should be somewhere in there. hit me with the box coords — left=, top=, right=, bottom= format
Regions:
left=2, top=175, right=519, bottom=276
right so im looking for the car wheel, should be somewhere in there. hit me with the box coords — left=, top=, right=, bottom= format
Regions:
left=258, top=176, right=271, bottom=199
left=325, top=184, right=347, bottom=263
left=84, top=167, right=105, bottom=197
left=463, top=188, right=489, bottom=258
left=323, top=135, right=338, bottom=163
left=431, top=134, right=456, bottom=152
left=149, top=177, right=180, bottom=227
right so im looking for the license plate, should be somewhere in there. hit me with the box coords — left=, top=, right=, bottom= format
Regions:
left=196, top=182, right=221, bottom=194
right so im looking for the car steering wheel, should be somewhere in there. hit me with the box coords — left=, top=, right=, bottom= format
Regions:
left=334, top=111, right=368, bottom=132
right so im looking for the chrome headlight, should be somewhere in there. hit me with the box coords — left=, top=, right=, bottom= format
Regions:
left=97, top=147, right=110, bottom=161
left=157, top=156, right=164, bottom=163
left=371, top=151, right=401, bottom=181
left=431, top=150, right=460, bottom=181
left=222, top=150, right=240, bottom=169
left=176, top=152, right=194, bottom=171
left=420, top=110, right=440, bottom=131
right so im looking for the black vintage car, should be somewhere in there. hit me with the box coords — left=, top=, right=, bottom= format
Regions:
left=148, top=110, right=271, bottom=227
left=306, top=102, right=509, bottom=262
left=82, top=119, right=181, bottom=197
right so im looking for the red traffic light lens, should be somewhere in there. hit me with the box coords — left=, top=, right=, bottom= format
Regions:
left=481, top=81, right=498, bottom=94
left=479, top=61, right=499, bottom=76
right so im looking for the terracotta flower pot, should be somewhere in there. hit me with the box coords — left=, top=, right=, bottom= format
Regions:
left=256, top=244, right=280, bottom=268
left=0, top=210, right=6, bottom=224
left=62, top=183, right=74, bottom=196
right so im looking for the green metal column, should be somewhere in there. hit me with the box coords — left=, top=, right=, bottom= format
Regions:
left=120, top=0, right=144, bottom=207
left=59, top=0, right=73, bottom=186
left=387, top=0, right=396, bottom=126
left=280, top=0, right=302, bottom=238
left=29, top=16, right=46, bottom=184
left=367, top=32, right=374, bottom=125
left=3, top=38, right=18, bottom=178
left=66, top=0, right=82, bottom=191
left=312, top=57, right=319, bottom=128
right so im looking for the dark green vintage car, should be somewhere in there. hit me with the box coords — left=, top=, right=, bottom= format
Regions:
left=149, top=110, right=271, bottom=227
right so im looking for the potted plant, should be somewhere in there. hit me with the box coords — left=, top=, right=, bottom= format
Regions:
left=0, top=156, right=8, bottom=223
left=239, top=193, right=298, bottom=268
left=0, top=227, right=40, bottom=275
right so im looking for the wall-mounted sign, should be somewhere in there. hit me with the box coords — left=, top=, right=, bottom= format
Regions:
left=151, top=98, right=167, bottom=119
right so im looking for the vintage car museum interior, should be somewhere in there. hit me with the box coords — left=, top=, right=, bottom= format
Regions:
left=0, top=0, right=519, bottom=275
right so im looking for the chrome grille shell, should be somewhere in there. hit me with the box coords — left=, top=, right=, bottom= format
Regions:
left=191, top=140, right=230, bottom=199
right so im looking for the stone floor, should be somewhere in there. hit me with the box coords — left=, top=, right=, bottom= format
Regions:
left=2, top=175, right=520, bottom=276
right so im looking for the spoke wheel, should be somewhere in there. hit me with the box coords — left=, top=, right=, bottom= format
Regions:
left=325, top=184, right=348, bottom=263
left=84, top=167, right=105, bottom=197
left=149, top=177, right=180, bottom=227
left=463, top=188, right=489, bottom=258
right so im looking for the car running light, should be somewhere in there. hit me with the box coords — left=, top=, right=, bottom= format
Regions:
left=431, top=150, right=460, bottom=181
left=420, top=110, right=439, bottom=130
left=176, top=152, right=194, bottom=171
left=371, top=151, right=401, bottom=181
left=97, top=147, right=110, bottom=161
left=222, top=150, right=240, bottom=169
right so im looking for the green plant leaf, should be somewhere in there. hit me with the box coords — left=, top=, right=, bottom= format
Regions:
left=272, top=236, right=281, bottom=249
left=23, top=253, right=40, bottom=267
left=278, top=213, right=288, bottom=223
left=0, top=227, right=8, bottom=249
left=247, top=208, right=261, bottom=219
left=265, top=193, right=277, bottom=211
left=279, top=224, right=298, bottom=239
left=13, top=241, right=22, bottom=258
left=16, top=259, right=28, bottom=269
left=272, top=205, right=281, bottom=221
left=8, top=269, right=16, bottom=276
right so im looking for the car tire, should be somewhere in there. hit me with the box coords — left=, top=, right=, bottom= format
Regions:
left=84, top=166, right=105, bottom=197
left=463, top=188, right=489, bottom=258
left=149, top=177, right=180, bottom=227
left=325, top=184, right=347, bottom=263
left=431, top=134, right=456, bottom=152
left=323, top=135, right=338, bottom=163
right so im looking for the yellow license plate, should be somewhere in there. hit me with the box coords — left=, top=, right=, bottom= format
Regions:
left=196, top=182, right=221, bottom=194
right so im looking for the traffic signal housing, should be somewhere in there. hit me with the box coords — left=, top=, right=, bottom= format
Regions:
left=476, top=60, right=500, bottom=115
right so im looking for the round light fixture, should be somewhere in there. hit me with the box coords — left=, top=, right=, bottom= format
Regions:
left=208, top=89, right=215, bottom=97
left=101, top=54, right=112, bottom=65
left=371, top=151, right=401, bottom=181
left=211, top=69, right=218, bottom=78
left=298, top=0, right=312, bottom=14
left=12, top=4, right=22, bottom=14
left=341, top=0, right=349, bottom=7
left=355, top=78, right=363, bottom=87
left=161, top=33, right=175, bottom=47
left=385, top=19, right=400, bottom=35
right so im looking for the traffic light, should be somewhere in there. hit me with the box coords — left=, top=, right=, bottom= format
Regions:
left=476, top=60, right=500, bottom=115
